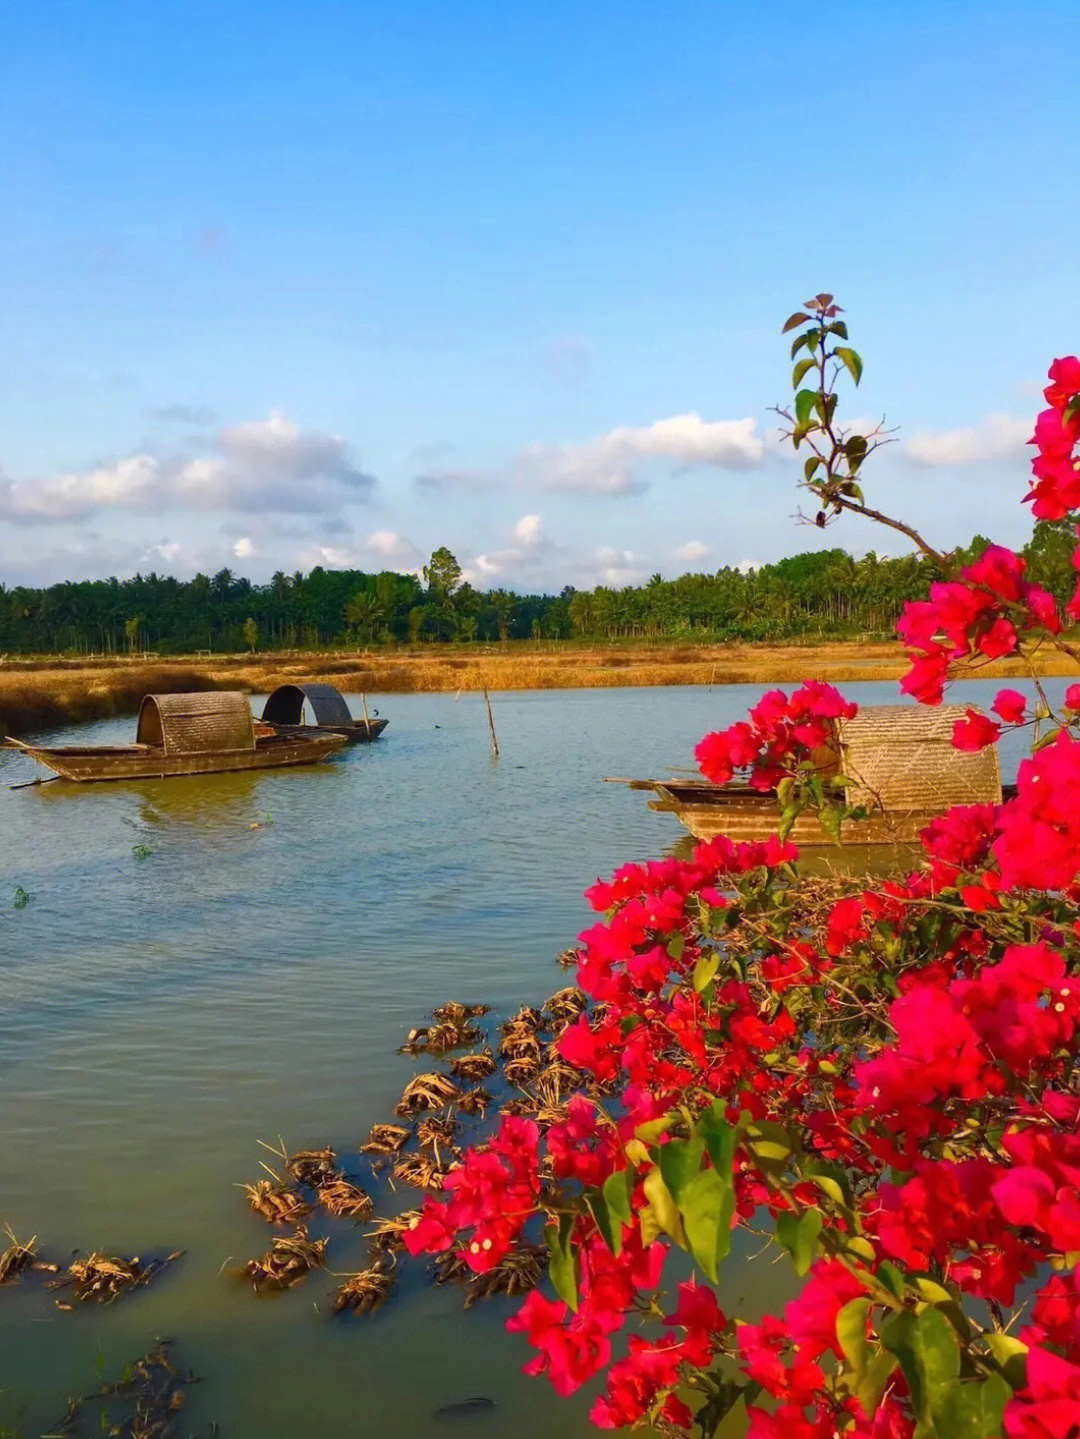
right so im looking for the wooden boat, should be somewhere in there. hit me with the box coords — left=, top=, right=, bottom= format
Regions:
left=260, top=683, right=387, bottom=743
left=4, top=690, right=347, bottom=782
left=610, top=704, right=1003, bottom=847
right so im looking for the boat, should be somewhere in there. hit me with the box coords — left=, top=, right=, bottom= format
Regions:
left=609, top=704, right=1004, bottom=846
left=4, top=690, right=347, bottom=783
left=259, top=682, right=388, bottom=743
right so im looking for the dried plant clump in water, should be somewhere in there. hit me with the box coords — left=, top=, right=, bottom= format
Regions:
left=433, top=1248, right=471, bottom=1286
left=425, top=1019, right=482, bottom=1053
left=416, top=1114, right=457, bottom=1148
left=317, top=1178, right=374, bottom=1220
left=465, top=1245, right=546, bottom=1308
left=431, top=1001, right=489, bottom=1024
left=47, top=1342, right=198, bottom=1439
left=332, top=1260, right=395, bottom=1315
left=456, top=1087, right=491, bottom=1117
left=243, top=1179, right=313, bottom=1225
left=0, top=1229, right=45, bottom=1284
left=543, top=987, right=587, bottom=1025
left=396, top=1072, right=460, bottom=1115
left=555, top=946, right=582, bottom=969
left=241, top=1228, right=327, bottom=1293
left=367, top=1210, right=421, bottom=1254
left=503, top=1005, right=543, bottom=1033
left=393, top=1152, right=450, bottom=1191
left=504, top=1055, right=541, bottom=1088
left=287, top=1146, right=341, bottom=1188
left=534, top=1061, right=583, bottom=1109
left=57, top=1250, right=181, bottom=1304
left=501, top=1096, right=539, bottom=1117
left=361, top=1122, right=410, bottom=1154
left=449, top=1049, right=497, bottom=1081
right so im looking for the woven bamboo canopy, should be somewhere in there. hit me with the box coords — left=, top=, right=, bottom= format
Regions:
left=834, top=704, right=1001, bottom=812
left=136, top=691, right=255, bottom=754
left=260, top=683, right=355, bottom=728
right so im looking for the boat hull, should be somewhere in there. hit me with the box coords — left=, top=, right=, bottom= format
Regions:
left=623, top=779, right=947, bottom=847
left=264, top=718, right=388, bottom=744
left=6, top=732, right=346, bottom=782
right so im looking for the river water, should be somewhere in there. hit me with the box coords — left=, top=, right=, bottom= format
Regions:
left=0, top=680, right=1057, bottom=1437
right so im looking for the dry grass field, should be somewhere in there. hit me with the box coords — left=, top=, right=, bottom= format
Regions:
left=1, top=640, right=1075, bottom=737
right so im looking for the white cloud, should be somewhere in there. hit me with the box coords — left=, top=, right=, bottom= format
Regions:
left=293, top=530, right=424, bottom=573
left=514, top=514, right=544, bottom=548
left=517, top=414, right=766, bottom=496
left=903, top=412, right=1030, bottom=466
left=460, top=515, right=552, bottom=586
left=0, top=411, right=375, bottom=523
left=414, top=414, right=766, bottom=497
left=674, top=540, right=710, bottom=565
left=233, top=536, right=255, bottom=560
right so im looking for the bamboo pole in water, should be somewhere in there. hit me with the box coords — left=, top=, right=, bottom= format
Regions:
left=483, top=688, right=499, bottom=757
left=360, top=692, right=371, bottom=735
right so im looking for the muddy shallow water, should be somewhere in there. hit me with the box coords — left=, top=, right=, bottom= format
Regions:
left=0, top=681, right=1055, bottom=1437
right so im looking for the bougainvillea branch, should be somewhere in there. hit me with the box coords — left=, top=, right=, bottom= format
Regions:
left=403, top=305, right=1080, bottom=1439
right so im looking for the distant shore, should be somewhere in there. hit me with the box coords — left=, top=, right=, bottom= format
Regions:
left=1, top=640, right=1075, bottom=737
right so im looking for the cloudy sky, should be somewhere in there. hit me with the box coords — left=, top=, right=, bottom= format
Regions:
left=2, top=1, right=1079, bottom=591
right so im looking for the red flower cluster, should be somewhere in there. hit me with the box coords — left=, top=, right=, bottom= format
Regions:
left=694, top=682, right=857, bottom=787
left=1026, top=356, right=1080, bottom=520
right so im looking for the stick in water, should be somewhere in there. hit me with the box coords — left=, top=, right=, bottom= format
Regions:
left=360, top=692, right=371, bottom=736
left=483, top=688, right=499, bottom=757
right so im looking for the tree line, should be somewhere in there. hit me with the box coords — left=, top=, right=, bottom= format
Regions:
left=0, top=530, right=1072, bottom=656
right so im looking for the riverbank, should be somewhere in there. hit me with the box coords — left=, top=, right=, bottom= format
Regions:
left=1, top=640, right=1075, bottom=736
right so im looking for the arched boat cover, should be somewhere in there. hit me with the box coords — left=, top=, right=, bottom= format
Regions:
left=835, top=704, right=1002, bottom=811
left=136, top=691, right=255, bottom=754
left=260, top=683, right=355, bottom=728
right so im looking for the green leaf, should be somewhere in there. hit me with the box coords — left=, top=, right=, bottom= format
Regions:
left=603, top=1167, right=634, bottom=1228
left=634, top=1112, right=677, bottom=1145
left=658, top=1137, right=706, bottom=1200
left=643, top=1166, right=687, bottom=1247
left=585, top=1191, right=621, bottom=1257
left=792, top=357, right=816, bottom=388
left=881, top=1306, right=959, bottom=1428
left=876, top=1260, right=906, bottom=1301
left=857, top=1350, right=901, bottom=1420
left=803, top=455, right=822, bottom=482
left=782, top=311, right=811, bottom=333
left=827, top=320, right=849, bottom=339
left=794, top=389, right=818, bottom=425
left=545, top=1215, right=579, bottom=1310
left=934, top=1373, right=1010, bottom=1439
left=667, top=931, right=685, bottom=960
left=984, top=1332, right=1027, bottom=1391
left=791, top=332, right=810, bottom=359
left=693, top=951, right=721, bottom=992
left=778, top=803, right=799, bottom=844
left=695, top=1103, right=739, bottom=1175
left=836, top=1297, right=871, bottom=1375
left=678, top=1166, right=736, bottom=1283
left=835, top=346, right=864, bottom=385
left=819, top=806, right=843, bottom=845
left=775, top=1207, right=823, bottom=1275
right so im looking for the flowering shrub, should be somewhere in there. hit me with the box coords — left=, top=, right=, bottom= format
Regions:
left=406, top=299, right=1080, bottom=1438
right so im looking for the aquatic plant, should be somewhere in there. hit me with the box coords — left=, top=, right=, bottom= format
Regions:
left=400, top=309, right=1080, bottom=1437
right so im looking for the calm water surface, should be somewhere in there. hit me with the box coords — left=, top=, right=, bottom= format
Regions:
left=0, top=681, right=1056, bottom=1436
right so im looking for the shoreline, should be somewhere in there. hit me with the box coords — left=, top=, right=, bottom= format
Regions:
left=1, top=640, right=1075, bottom=737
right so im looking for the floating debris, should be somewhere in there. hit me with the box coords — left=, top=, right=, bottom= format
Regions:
left=432, top=1396, right=496, bottom=1424
left=243, top=1179, right=313, bottom=1225
left=331, top=1259, right=395, bottom=1315
left=456, top=1087, right=492, bottom=1117
left=317, top=1178, right=374, bottom=1220
left=465, top=1245, right=545, bottom=1307
left=499, top=1029, right=542, bottom=1064
left=432, top=1002, right=490, bottom=1024
left=425, top=1020, right=483, bottom=1053
left=45, top=1341, right=202, bottom=1439
left=241, top=1228, right=327, bottom=1293
left=416, top=1114, right=457, bottom=1149
left=0, top=1229, right=46, bottom=1285
left=556, top=946, right=581, bottom=969
left=367, top=1210, right=422, bottom=1253
left=55, top=1250, right=182, bottom=1304
left=393, top=1152, right=451, bottom=1191
left=544, top=987, right=587, bottom=1024
left=396, top=1072, right=460, bottom=1116
left=433, top=1249, right=472, bottom=1286
left=287, top=1146, right=341, bottom=1188
left=503, top=1005, right=543, bottom=1033
left=505, top=1055, right=542, bottom=1087
left=534, top=1061, right=583, bottom=1108
left=449, top=1050, right=497, bottom=1082
left=361, top=1122, right=411, bottom=1154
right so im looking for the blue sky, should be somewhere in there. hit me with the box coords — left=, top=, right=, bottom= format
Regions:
left=2, top=0, right=1078, bottom=590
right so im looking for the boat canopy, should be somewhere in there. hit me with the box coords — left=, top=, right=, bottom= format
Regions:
left=136, top=691, right=255, bottom=754
left=260, top=683, right=354, bottom=728
left=835, top=704, right=1001, bottom=810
